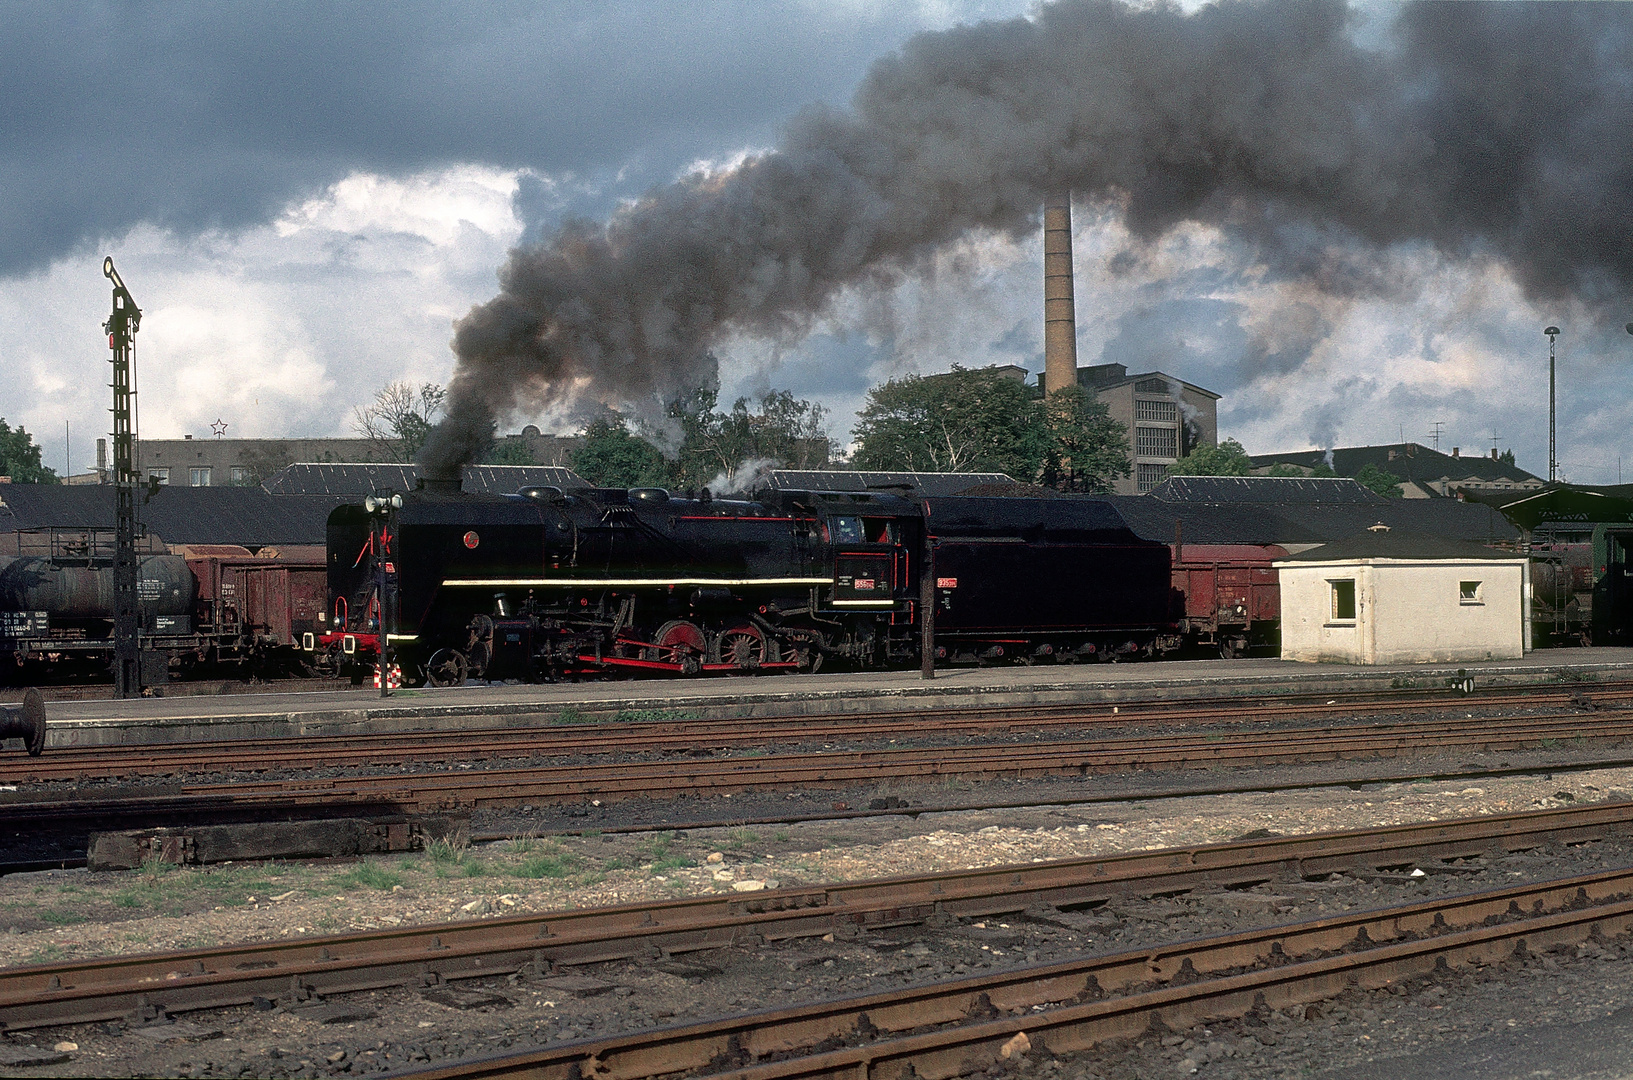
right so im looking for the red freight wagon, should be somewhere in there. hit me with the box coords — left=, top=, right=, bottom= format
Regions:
left=179, top=545, right=328, bottom=675
left=1170, top=543, right=1286, bottom=657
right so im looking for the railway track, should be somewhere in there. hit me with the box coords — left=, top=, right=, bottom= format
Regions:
left=9, top=706, right=1633, bottom=827
left=24, top=680, right=1633, bottom=782
left=3, top=798, right=1633, bottom=1033
left=405, top=865, right=1633, bottom=1080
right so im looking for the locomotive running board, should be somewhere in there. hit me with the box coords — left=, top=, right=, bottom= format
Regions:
left=575, top=654, right=800, bottom=673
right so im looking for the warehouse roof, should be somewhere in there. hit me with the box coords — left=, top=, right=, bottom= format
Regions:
left=1277, top=527, right=1526, bottom=562
left=1102, top=493, right=1519, bottom=548
left=262, top=463, right=585, bottom=495
left=768, top=470, right=1015, bottom=497
left=0, top=485, right=348, bottom=548
left=1148, top=476, right=1386, bottom=505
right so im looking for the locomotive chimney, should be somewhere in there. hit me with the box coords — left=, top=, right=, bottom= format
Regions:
left=1042, top=191, right=1078, bottom=397
left=416, top=463, right=463, bottom=493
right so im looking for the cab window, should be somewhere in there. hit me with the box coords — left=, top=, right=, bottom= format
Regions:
left=829, top=516, right=863, bottom=544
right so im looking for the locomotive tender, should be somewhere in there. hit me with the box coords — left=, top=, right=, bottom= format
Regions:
left=321, top=484, right=1176, bottom=685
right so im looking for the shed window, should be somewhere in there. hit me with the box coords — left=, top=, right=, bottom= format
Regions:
left=1329, top=579, right=1356, bottom=622
left=1459, top=580, right=1483, bottom=605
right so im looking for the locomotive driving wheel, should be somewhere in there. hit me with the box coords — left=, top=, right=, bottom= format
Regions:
left=709, top=622, right=779, bottom=670
left=425, top=648, right=469, bottom=687
left=646, top=620, right=706, bottom=675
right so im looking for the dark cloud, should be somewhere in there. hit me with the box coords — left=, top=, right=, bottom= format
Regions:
left=429, top=0, right=1633, bottom=473
left=0, top=2, right=947, bottom=277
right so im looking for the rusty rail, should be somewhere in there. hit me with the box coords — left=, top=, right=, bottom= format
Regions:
left=4, top=799, right=1633, bottom=1031
left=24, top=680, right=1633, bottom=781
left=401, top=865, right=1633, bottom=1080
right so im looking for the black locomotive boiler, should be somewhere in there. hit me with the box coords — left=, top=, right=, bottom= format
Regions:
left=320, top=483, right=1174, bottom=685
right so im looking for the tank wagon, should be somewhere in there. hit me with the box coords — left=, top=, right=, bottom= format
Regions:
left=318, top=484, right=1176, bottom=685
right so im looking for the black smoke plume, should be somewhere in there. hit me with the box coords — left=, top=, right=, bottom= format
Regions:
left=420, top=0, right=1633, bottom=474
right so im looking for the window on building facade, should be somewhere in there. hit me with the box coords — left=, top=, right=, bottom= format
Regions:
left=1134, top=398, right=1177, bottom=423
left=1135, top=378, right=1171, bottom=393
left=1459, top=580, right=1483, bottom=604
left=1135, top=425, right=1178, bottom=458
left=1136, top=463, right=1168, bottom=493
left=1330, top=579, right=1357, bottom=621
left=230, top=466, right=249, bottom=484
left=148, top=468, right=169, bottom=485
left=190, top=467, right=211, bottom=487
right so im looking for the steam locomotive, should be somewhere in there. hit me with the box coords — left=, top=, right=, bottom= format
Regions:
left=317, top=483, right=1176, bottom=685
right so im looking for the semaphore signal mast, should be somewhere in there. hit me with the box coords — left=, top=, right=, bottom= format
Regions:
left=103, top=257, right=142, bottom=698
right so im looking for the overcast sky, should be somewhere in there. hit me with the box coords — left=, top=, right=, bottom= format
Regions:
left=3, top=1, right=1629, bottom=483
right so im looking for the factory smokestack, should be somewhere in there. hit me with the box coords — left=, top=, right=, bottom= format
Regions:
left=1043, top=191, right=1078, bottom=397
left=422, top=1, right=1633, bottom=477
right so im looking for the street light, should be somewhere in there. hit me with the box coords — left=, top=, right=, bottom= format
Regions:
left=1544, top=326, right=1560, bottom=483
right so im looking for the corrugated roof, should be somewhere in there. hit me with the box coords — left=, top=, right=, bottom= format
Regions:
left=0, top=485, right=349, bottom=547
left=1101, top=494, right=1520, bottom=548
left=768, top=470, right=1014, bottom=497
left=1278, top=528, right=1525, bottom=563
left=261, top=463, right=585, bottom=495
left=1149, top=476, right=1386, bottom=505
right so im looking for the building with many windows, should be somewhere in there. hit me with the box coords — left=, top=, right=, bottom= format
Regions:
left=1064, top=364, right=1220, bottom=495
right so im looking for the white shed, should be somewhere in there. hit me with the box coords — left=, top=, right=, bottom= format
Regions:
left=1275, top=528, right=1530, bottom=664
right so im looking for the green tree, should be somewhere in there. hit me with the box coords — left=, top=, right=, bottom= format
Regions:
left=482, top=438, right=537, bottom=466
left=1167, top=438, right=1253, bottom=477
left=1041, top=386, right=1130, bottom=493
left=352, top=382, right=446, bottom=462
left=570, top=415, right=672, bottom=488
left=1498, top=448, right=1516, bottom=467
left=851, top=367, right=1049, bottom=477
left=0, top=419, right=59, bottom=483
left=669, top=388, right=831, bottom=489
left=1355, top=462, right=1404, bottom=498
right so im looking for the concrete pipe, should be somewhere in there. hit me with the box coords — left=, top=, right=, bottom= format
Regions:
left=0, top=689, right=46, bottom=756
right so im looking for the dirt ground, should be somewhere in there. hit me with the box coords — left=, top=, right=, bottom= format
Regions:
left=4, top=761, right=1633, bottom=1077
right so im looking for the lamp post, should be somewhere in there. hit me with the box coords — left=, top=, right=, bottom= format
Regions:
left=1544, top=326, right=1560, bottom=483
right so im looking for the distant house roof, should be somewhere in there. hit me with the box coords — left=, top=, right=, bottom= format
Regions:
left=1277, top=528, right=1526, bottom=563
left=1250, top=443, right=1543, bottom=496
left=261, top=463, right=585, bottom=496
left=0, top=485, right=349, bottom=548
left=768, top=471, right=1015, bottom=497
left=1148, top=476, right=1385, bottom=505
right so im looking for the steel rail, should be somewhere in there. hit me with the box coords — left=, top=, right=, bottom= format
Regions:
left=101, top=710, right=1633, bottom=808
left=25, top=681, right=1633, bottom=782
left=398, top=865, right=1633, bottom=1080
left=702, top=896, right=1633, bottom=1080
left=7, top=708, right=1633, bottom=826
left=4, top=800, right=1633, bottom=1031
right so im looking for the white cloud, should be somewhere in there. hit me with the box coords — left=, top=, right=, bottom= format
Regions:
left=0, top=166, right=528, bottom=475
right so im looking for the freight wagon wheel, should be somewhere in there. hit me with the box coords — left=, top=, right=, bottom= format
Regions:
left=709, top=623, right=778, bottom=670
left=425, top=648, right=469, bottom=688
left=647, top=620, right=706, bottom=674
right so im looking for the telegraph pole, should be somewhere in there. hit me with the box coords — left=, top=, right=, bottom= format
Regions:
left=103, top=257, right=142, bottom=698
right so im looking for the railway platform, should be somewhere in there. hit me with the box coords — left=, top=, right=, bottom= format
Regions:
left=24, top=646, right=1633, bottom=749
